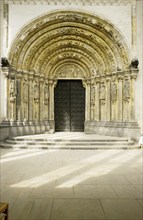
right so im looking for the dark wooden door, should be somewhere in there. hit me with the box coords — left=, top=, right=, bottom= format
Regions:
left=54, top=80, right=85, bottom=131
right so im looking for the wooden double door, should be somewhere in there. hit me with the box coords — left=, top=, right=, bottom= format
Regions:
left=54, top=80, right=85, bottom=131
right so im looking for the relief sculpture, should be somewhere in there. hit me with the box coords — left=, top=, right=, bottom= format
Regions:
left=100, top=83, right=106, bottom=104
left=34, top=82, right=39, bottom=103
left=111, top=82, right=117, bottom=103
left=10, top=79, right=16, bottom=103
left=123, top=79, right=130, bottom=102
left=23, top=79, right=28, bottom=103
left=44, top=84, right=49, bottom=105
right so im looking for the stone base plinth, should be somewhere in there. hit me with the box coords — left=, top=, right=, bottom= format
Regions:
left=0, top=120, right=51, bottom=141
left=84, top=121, right=141, bottom=141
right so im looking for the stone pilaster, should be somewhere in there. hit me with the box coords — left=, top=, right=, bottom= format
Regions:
left=95, top=77, right=100, bottom=121
left=9, top=77, right=16, bottom=122
left=28, top=71, right=34, bottom=123
left=117, top=75, right=123, bottom=122
left=130, top=69, right=138, bottom=121
left=16, top=71, right=22, bottom=122
left=106, top=77, right=111, bottom=121
left=123, top=75, right=130, bottom=122
left=33, top=73, right=40, bottom=121
left=85, top=79, right=91, bottom=121
left=21, top=72, right=29, bottom=122
left=44, top=78, right=49, bottom=120
left=49, top=79, right=57, bottom=121
left=39, top=75, right=44, bottom=121
left=90, top=78, right=95, bottom=120
left=100, top=81, right=106, bottom=121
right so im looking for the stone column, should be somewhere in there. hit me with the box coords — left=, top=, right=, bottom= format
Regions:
left=123, top=77, right=130, bottom=122
left=130, top=70, right=138, bottom=121
left=85, top=79, right=91, bottom=121
left=28, top=71, right=34, bottom=123
left=9, top=77, right=16, bottom=122
left=21, top=72, right=29, bottom=122
left=39, top=75, right=44, bottom=121
left=90, top=79, right=95, bottom=120
left=117, top=75, right=123, bottom=122
left=100, top=81, right=106, bottom=121
left=44, top=78, right=49, bottom=120
left=16, top=71, right=22, bottom=122
left=33, top=74, right=40, bottom=121
left=106, top=77, right=111, bottom=121
left=49, top=79, right=54, bottom=121
left=95, top=77, right=100, bottom=121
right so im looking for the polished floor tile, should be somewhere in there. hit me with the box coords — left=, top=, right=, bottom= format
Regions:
left=0, top=148, right=142, bottom=220
left=101, top=199, right=143, bottom=219
left=51, top=198, right=105, bottom=219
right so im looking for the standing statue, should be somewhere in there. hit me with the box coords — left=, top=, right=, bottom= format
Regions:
left=44, top=85, right=49, bottom=104
left=10, top=79, right=16, bottom=102
left=34, top=83, right=39, bottom=102
left=111, top=82, right=117, bottom=102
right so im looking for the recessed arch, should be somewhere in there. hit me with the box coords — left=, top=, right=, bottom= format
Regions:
left=8, top=10, right=131, bottom=76
left=6, top=9, right=138, bottom=136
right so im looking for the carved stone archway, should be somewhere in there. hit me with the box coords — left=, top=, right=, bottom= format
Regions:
left=4, top=10, right=139, bottom=138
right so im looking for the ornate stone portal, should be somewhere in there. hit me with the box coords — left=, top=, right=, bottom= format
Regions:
left=2, top=10, right=140, bottom=139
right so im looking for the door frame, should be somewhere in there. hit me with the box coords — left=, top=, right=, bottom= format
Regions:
left=48, top=78, right=90, bottom=132
left=54, top=79, right=85, bottom=132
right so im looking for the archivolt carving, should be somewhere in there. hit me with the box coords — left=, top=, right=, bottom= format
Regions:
left=9, top=11, right=130, bottom=75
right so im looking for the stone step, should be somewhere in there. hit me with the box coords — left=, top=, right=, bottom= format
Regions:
left=10, top=138, right=130, bottom=142
left=0, top=132, right=139, bottom=150
left=5, top=139, right=134, bottom=146
left=0, top=141, right=139, bottom=150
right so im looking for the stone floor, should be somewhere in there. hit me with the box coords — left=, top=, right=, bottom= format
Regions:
left=0, top=147, right=143, bottom=220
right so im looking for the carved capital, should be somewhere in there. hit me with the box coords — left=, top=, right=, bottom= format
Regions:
left=1, top=67, right=9, bottom=77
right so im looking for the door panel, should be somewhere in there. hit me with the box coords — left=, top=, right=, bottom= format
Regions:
left=54, top=80, right=85, bottom=132
left=70, top=81, right=85, bottom=131
left=54, top=81, right=70, bottom=131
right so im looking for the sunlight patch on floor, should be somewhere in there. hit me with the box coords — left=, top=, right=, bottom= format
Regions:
left=10, top=150, right=123, bottom=188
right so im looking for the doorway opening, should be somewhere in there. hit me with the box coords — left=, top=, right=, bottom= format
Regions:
left=54, top=80, right=85, bottom=131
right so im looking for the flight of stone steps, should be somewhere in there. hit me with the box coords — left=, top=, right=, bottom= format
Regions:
left=0, top=133, right=139, bottom=149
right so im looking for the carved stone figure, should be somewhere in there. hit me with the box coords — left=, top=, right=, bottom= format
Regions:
left=123, top=79, right=130, bottom=102
left=90, top=67, right=96, bottom=77
left=130, top=58, right=139, bottom=69
left=10, top=79, right=16, bottom=103
left=1, top=57, right=9, bottom=67
left=23, top=80, right=28, bottom=103
left=100, top=83, right=106, bottom=100
left=44, top=85, right=49, bottom=105
left=34, top=83, right=39, bottom=102
left=111, top=82, right=117, bottom=102
left=90, top=85, right=95, bottom=105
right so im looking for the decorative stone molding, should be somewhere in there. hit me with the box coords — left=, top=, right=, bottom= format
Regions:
left=9, top=11, right=130, bottom=76
left=4, top=0, right=137, bottom=6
